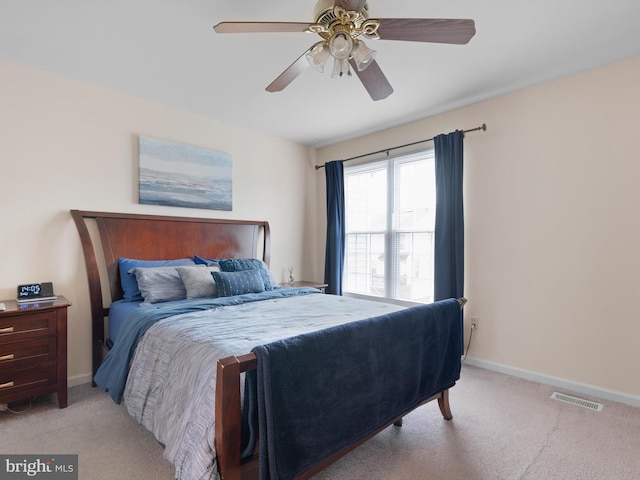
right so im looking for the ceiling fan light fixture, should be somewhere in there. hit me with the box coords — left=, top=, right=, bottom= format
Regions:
left=331, top=57, right=352, bottom=79
left=352, top=40, right=376, bottom=71
left=328, top=30, right=353, bottom=60
left=214, top=1, right=476, bottom=100
left=306, top=41, right=331, bottom=72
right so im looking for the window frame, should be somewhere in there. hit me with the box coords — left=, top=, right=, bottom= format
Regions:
left=342, top=148, right=436, bottom=306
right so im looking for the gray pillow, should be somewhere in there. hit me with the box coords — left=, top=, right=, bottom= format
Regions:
left=176, top=264, right=221, bottom=298
left=129, top=266, right=187, bottom=305
left=119, top=257, right=195, bottom=302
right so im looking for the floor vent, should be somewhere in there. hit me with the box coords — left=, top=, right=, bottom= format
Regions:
left=551, top=392, right=603, bottom=411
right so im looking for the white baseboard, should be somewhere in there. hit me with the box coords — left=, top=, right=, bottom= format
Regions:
left=68, top=373, right=93, bottom=388
left=463, top=356, right=640, bottom=408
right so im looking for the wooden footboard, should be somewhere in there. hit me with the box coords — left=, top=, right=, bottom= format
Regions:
left=215, top=355, right=453, bottom=480
left=215, top=354, right=259, bottom=480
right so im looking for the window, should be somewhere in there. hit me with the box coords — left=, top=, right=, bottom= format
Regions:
left=344, top=149, right=435, bottom=304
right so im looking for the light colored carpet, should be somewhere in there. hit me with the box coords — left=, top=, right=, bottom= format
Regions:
left=0, top=383, right=174, bottom=479
left=2, top=365, right=639, bottom=479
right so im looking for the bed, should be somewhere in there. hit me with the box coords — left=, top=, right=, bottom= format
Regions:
left=71, top=209, right=464, bottom=480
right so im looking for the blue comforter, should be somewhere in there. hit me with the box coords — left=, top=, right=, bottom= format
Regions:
left=94, top=287, right=320, bottom=403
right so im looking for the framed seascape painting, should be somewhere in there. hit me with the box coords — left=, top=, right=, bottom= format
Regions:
left=138, top=136, right=232, bottom=211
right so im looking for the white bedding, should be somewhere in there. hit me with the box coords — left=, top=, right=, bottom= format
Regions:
left=123, top=293, right=404, bottom=480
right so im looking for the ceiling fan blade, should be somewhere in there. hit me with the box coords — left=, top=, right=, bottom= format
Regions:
left=214, top=22, right=311, bottom=33
left=376, top=18, right=476, bottom=44
left=335, top=0, right=367, bottom=13
left=349, top=59, right=394, bottom=101
left=266, top=48, right=312, bottom=93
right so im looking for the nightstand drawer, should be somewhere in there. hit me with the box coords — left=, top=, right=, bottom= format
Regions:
left=0, top=337, right=56, bottom=369
left=0, top=363, right=57, bottom=396
left=0, top=311, right=56, bottom=345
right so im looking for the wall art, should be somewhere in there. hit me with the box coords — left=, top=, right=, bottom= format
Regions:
left=139, top=136, right=232, bottom=211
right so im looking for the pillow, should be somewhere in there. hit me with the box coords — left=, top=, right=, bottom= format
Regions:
left=176, top=265, right=221, bottom=298
left=212, top=270, right=266, bottom=297
left=194, top=255, right=223, bottom=266
left=119, top=257, right=195, bottom=302
left=217, top=258, right=279, bottom=290
left=129, top=266, right=188, bottom=305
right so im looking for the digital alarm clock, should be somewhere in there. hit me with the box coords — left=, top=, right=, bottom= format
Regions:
left=16, top=282, right=57, bottom=303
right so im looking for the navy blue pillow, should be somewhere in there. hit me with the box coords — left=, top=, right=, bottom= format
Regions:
left=212, top=270, right=266, bottom=297
left=193, top=255, right=222, bottom=266
left=118, top=257, right=195, bottom=302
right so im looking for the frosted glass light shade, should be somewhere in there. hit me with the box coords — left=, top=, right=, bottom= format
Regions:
left=331, top=57, right=351, bottom=78
left=306, top=42, right=331, bottom=72
left=328, top=31, right=353, bottom=59
left=352, top=40, right=377, bottom=71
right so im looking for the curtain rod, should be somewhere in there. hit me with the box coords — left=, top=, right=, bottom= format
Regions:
left=315, top=123, right=487, bottom=171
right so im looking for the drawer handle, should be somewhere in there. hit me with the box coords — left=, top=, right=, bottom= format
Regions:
left=0, top=354, right=14, bottom=361
left=0, top=381, right=14, bottom=389
left=0, top=326, right=14, bottom=334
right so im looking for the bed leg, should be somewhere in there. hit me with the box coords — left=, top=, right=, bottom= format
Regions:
left=438, top=389, right=453, bottom=420
left=393, top=418, right=403, bottom=427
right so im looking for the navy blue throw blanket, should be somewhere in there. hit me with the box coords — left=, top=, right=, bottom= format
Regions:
left=247, top=298, right=462, bottom=480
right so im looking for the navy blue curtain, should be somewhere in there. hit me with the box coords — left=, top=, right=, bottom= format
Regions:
left=324, top=161, right=345, bottom=295
left=434, top=131, right=464, bottom=352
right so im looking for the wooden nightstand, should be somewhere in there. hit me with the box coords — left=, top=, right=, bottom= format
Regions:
left=285, top=281, right=329, bottom=293
left=0, top=296, right=71, bottom=408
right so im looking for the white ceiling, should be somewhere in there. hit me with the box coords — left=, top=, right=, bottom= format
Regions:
left=2, top=1, right=640, bottom=147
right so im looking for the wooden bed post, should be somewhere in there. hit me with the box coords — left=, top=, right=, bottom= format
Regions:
left=216, top=354, right=259, bottom=480
left=70, top=210, right=106, bottom=383
left=215, top=356, right=242, bottom=480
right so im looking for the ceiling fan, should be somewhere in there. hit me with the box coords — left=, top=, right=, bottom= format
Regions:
left=213, top=0, right=475, bottom=101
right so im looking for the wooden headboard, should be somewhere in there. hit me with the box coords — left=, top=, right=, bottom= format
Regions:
left=70, top=210, right=271, bottom=378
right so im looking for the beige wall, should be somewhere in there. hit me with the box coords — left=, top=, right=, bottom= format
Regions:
left=4, top=54, right=640, bottom=404
left=0, top=60, right=320, bottom=386
left=317, top=56, right=640, bottom=403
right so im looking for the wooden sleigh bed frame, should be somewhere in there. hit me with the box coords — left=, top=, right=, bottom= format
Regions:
left=71, top=209, right=461, bottom=480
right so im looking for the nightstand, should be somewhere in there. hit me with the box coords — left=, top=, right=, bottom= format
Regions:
left=285, top=281, right=329, bottom=293
left=0, top=296, right=71, bottom=408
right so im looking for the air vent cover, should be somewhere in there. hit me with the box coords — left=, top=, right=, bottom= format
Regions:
left=551, top=392, right=603, bottom=411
